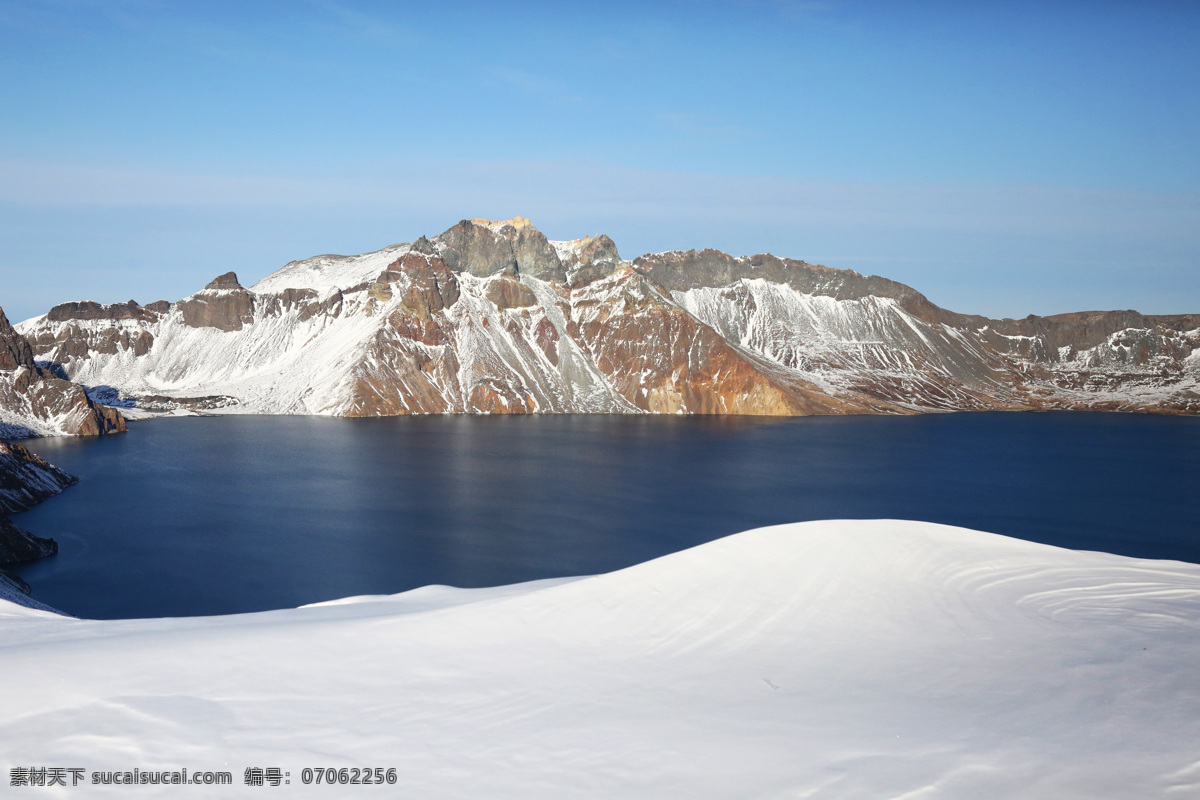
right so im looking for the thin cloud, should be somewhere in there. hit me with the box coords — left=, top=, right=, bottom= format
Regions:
left=4, top=157, right=1195, bottom=245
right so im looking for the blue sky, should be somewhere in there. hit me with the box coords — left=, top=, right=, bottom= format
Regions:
left=2, top=0, right=1197, bottom=322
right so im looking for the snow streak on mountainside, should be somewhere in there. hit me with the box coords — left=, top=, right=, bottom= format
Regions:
left=14, top=218, right=1200, bottom=420
left=2, top=521, right=1199, bottom=798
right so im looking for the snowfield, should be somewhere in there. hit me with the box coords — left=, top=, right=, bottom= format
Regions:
left=2, top=520, right=1199, bottom=798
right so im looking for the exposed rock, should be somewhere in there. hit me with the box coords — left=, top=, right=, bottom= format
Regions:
left=0, top=440, right=74, bottom=566
left=485, top=275, right=538, bottom=309
left=46, top=300, right=158, bottom=323
left=137, top=394, right=238, bottom=412
left=633, top=249, right=944, bottom=317
left=569, top=268, right=861, bottom=415
left=0, top=307, right=127, bottom=437
left=0, top=308, right=36, bottom=371
left=11, top=220, right=1200, bottom=420
left=0, top=441, right=77, bottom=514
left=561, top=234, right=624, bottom=288
left=177, top=277, right=256, bottom=331
left=985, top=311, right=1200, bottom=356
left=434, top=219, right=518, bottom=277
left=434, top=218, right=566, bottom=281
left=0, top=567, right=32, bottom=595
left=0, top=516, right=57, bottom=564
left=258, top=288, right=321, bottom=321
left=205, top=271, right=244, bottom=290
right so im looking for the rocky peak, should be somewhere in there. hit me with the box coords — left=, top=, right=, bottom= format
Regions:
left=205, top=271, right=245, bottom=291
left=0, top=307, right=36, bottom=372
left=558, top=234, right=624, bottom=288
left=433, top=218, right=566, bottom=282
left=470, top=215, right=535, bottom=231
left=579, top=234, right=621, bottom=264
left=180, top=274, right=255, bottom=331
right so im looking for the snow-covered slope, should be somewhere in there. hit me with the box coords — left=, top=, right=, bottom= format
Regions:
left=674, top=279, right=1007, bottom=410
left=0, top=306, right=126, bottom=437
left=14, top=218, right=1200, bottom=420
left=670, top=277, right=1200, bottom=414
left=2, top=520, right=1197, bottom=798
left=17, top=221, right=859, bottom=417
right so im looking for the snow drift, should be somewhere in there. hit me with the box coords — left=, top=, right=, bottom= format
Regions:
left=2, top=520, right=1198, bottom=798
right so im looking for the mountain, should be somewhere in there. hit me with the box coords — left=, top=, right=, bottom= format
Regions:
left=0, top=306, right=127, bottom=437
left=13, top=217, right=1200, bottom=420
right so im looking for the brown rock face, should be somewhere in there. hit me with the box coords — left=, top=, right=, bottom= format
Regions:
left=485, top=275, right=538, bottom=309
left=568, top=268, right=866, bottom=415
left=23, top=320, right=156, bottom=363
left=206, top=271, right=244, bottom=290
left=0, top=305, right=128, bottom=437
left=258, top=288, right=321, bottom=321
left=178, top=285, right=256, bottom=331
left=47, top=300, right=158, bottom=323
left=564, top=234, right=623, bottom=288
left=0, top=308, right=36, bottom=372
left=12, top=220, right=1199, bottom=420
left=368, top=254, right=461, bottom=318
left=434, top=219, right=566, bottom=281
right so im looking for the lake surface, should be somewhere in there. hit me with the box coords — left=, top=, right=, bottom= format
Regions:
left=8, top=412, right=1200, bottom=619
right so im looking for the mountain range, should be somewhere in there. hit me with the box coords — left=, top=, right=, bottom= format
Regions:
left=3, top=216, right=1198, bottom=436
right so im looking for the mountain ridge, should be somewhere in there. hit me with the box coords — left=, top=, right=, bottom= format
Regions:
left=7, top=217, right=1198, bottom=426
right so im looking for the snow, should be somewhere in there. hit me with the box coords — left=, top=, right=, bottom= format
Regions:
left=0, top=369, right=96, bottom=438
left=250, top=244, right=411, bottom=296
left=2, top=519, right=1198, bottom=798
left=548, top=236, right=592, bottom=262
left=14, top=267, right=646, bottom=417
left=12, top=260, right=1200, bottom=422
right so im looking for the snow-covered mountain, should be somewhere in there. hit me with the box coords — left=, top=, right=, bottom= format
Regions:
left=3, top=520, right=1199, bottom=797
left=15, top=217, right=1200, bottom=421
left=0, top=306, right=126, bottom=437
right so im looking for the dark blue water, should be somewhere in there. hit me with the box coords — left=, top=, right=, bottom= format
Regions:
left=8, top=412, right=1200, bottom=619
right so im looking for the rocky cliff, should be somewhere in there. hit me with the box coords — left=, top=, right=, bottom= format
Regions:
left=0, top=306, right=127, bottom=437
left=0, top=440, right=75, bottom=565
left=13, top=218, right=1200, bottom=418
